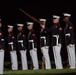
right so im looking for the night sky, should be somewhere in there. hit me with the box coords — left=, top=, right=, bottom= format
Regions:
left=0, top=0, right=76, bottom=62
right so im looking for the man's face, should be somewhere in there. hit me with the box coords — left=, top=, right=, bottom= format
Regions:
left=40, top=21, right=46, bottom=28
left=0, top=23, right=2, bottom=27
left=17, top=26, right=23, bottom=31
left=53, top=19, right=59, bottom=24
left=27, top=24, right=33, bottom=30
left=40, top=21, right=46, bottom=25
left=8, top=28, right=13, bottom=33
left=63, top=17, right=70, bottom=22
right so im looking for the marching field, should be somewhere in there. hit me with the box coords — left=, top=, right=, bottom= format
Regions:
left=4, top=69, right=76, bottom=74
left=3, top=61, right=76, bottom=74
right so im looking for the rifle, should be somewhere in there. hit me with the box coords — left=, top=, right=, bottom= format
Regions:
left=19, top=8, right=43, bottom=24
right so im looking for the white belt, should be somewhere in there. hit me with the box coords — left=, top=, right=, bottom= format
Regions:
left=18, top=40, right=23, bottom=47
left=41, top=36, right=46, bottom=45
left=1, top=39, right=4, bottom=41
left=18, top=40, right=23, bottom=43
left=8, top=42, right=13, bottom=50
left=29, top=40, right=34, bottom=49
left=8, top=42, right=13, bottom=45
left=53, top=34, right=59, bottom=46
left=65, top=33, right=70, bottom=37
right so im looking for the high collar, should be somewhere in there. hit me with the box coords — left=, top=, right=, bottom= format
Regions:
left=19, top=30, right=23, bottom=33
left=8, top=32, right=13, bottom=35
left=41, top=25, right=45, bottom=29
left=29, top=29, right=33, bottom=32
left=54, top=23, right=59, bottom=26
left=66, top=21, right=70, bottom=24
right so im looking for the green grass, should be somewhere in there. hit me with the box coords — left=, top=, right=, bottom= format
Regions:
left=4, top=69, right=76, bottom=74
left=4, top=61, right=75, bottom=74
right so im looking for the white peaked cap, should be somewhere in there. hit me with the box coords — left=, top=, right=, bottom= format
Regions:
left=39, top=19, right=46, bottom=21
left=53, top=15, right=60, bottom=19
left=17, top=24, right=24, bottom=26
left=26, top=22, right=33, bottom=25
left=63, top=13, right=71, bottom=17
left=8, top=25, right=13, bottom=28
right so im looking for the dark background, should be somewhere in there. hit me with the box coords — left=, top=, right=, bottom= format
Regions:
left=0, top=0, right=76, bottom=64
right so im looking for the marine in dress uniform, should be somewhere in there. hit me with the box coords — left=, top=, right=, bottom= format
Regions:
left=0, top=19, right=5, bottom=74
left=63, top=13, right=75, bottom=69
left=8, top=25, right=18, bottom=70
left=50, top=16, right=63, bottom=69
left=27, top=22, right=39, bottom=70
left=17, top=24, right=28, bottom=70
left=39, top=19, right=51, bottom=69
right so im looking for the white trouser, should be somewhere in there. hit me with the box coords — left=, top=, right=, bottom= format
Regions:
left=41, top=47, right=51, bottom=69
left=53, top=46, right=63, bottom=69
left=20, top=50, right=28, bottom=70
left=30, top=49, right=39, bottom=70
left=0, top=49, right=4, bottom=74
left=10, top=51, right=18, bottom=70
left=67, top=44, right=75, bottom=69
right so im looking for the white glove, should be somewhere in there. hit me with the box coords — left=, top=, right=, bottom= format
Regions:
left=69, top=44, right=73, bottom=47
left=45, top=46, right=49, bottom=49
left=34, top=48, right=37, bottom=51
left=58, top=44, right=62, bottom=47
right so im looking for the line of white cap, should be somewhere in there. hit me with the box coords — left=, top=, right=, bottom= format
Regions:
left=53, top=15, right=60, bottom=19
left=7, top=13, right=71, bottom=27
left=17, top=24, right=24, bottom=26
left=8, top=25, right=13, bottom=28
left=63, top=13, right=71, bottom=17
left=26, top=22, right=33, bottom=25
left=39, top=19, right=46, bottom=21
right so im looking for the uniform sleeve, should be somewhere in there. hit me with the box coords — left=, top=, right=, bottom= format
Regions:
left=0, top=39, right=5, bottom=49
left=46, top=28, right=50, bottom=46
left=48, top=25, right=53, bottom=32
left=22, top=33, right=27, bottom=49
left=0, top=33, right=5, bottom=50
left=46, top=35, right=50, bottom=46
left=32, top=33, right=37, bottom=48
left=58, top=26, right=62, bottom=43
left=69, top=23, right=75, bottom=44
left=12, top=35, right=16, bottom=50
left=0, top=37, right=2, bottom=49
left=17, top=33, right=22, bottom=51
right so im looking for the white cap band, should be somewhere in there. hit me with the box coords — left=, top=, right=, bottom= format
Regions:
left=53, top=15, right=60, bottom=19
left=63, top=13, right=71, bottom=17
left=39, top=19, right=46, bottom=21
left=8, top=25, right=13, bottom=28
left=27, top=22, right=33, bottom=25
left=17, top=24, right=24, bottom=26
